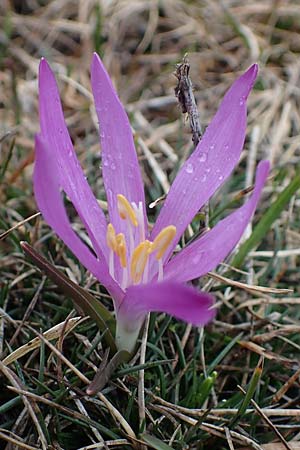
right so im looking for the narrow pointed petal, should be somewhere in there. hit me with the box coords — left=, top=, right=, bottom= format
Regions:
left=164, top=161, right=270, bottom=283
left=117, top=281, right=215, bottom=340
left=34, top=135, right=123, bottom=305
left=38, top=58, right=109, bottom=261
left=151, top=64, right=258, bottom=262
left=91, top=53, right=146, bottom=238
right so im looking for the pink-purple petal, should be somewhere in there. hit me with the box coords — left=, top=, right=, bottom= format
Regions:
left=91, top=53, right=146, bottom=240
left=118, top=280, right=216, bottom=329
left=151, top=64, right=258, bottom=264
left=38, top=58, right=109, bottom=261
left=164, top=160, right=270, bottom=283
left=34, top=135, right=124, bottom=306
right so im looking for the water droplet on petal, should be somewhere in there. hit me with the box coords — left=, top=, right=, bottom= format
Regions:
left=209, top=144, right=215, bottom=151
left=239, top=96, right=245, bottom=106
left=205, top=167, right=211, bottom=174
left=201, top=174, right=207, bottom=182
left=111, top=161, right=116, bottom=170
left=128, top=163, right=134, bottom=178
left=224, top=144, right=229, bottom=150
left=185, top=163, right=194, bottom=174
left=198, top=153, right=207, bottom=163
left=218, top=175, right=224, bottom=181
left=107, top=188, right=113, bottom=203
left=192, top=252, right=203, bottom=264
left=103, top=158, right=109, bottom=167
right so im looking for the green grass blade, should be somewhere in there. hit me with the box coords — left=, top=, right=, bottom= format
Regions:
left=230, top=359, right=263, bottom=427
left=21, top=241, right=117, bottom=353
left=207, top=333, right=243, bottom=375
left=232, top=172, right=300, bottom=268
left=141, top=433, right=175, bottom=450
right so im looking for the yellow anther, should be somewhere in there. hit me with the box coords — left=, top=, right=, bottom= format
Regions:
left=130, top=240, right=152, bottom=284
left=151, top=225, right=176, bottom=260
left=116, top=233, right=127, bottom=268
left=106, top=223, right=117, bottom=252
left=117, top=194, right=138, bottom=227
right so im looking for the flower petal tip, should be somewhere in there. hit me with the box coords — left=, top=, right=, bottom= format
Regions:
left=227, top=63, right=258, bottom=106
left=38, top=58, right=56, bottom=93
left=92, top=51, right=100, bottom=60
left=260, top=158, right=270, bottom=169
left=248, top=63, right=259, bottom=78
left=206, top=305, right=217, bottom=323
left=91, top=52, right=99, bottom=64
left=39, top=57, right=51, bottom=75
left=91, top=52, right=103, bottom=73
left=241, top=63, right=258, bottom=95
left=257, top=159, right=270, bottom=177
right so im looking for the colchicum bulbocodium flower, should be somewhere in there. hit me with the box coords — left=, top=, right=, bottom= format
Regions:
left=34, top=54, right=269, bottom=353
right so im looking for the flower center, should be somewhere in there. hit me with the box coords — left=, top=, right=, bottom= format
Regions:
left=105, top=194, right=176, bottom=289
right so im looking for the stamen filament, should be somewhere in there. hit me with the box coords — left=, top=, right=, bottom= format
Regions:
left=121, top=267, right=128, bottom=290
left=142, top=256, right=149, bottom=284
left=127, top=219, right=135, bottom=257
left=138, top=201, right=145, bottom=241
left=109, top=249, right=115, bottom=279
left=157, top=258, right=163, bottom=282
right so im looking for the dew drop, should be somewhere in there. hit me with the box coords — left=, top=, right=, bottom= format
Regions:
left=239, top=96, right=245, bottom=106
left=201, top=174, right=207, bottom=182
left=224, top=144, right=229, bottom=150
left=192, top=255, right=200, bottom=264
left=198, top=153, right=207, bottom=163
left=128, top=163, right=134, bottom=178
left=209, top=144, right=215, bottom=151
left=237, top=212, right=244, bottom=222
left=192, top=252, right=203, bottom=265
left=103, top=158, right=109, bottom=167
left=110, top=161, right=116, bottom=170
left=218, top=175, right=224, bottom=181
left=185, top=162, right=194, bottom=174
left=205, top=167, right=211, bottom=174
left=107, top=188, right=113, bottom=203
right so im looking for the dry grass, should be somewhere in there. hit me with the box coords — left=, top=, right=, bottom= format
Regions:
left=1, top=1, right=300, bottom=449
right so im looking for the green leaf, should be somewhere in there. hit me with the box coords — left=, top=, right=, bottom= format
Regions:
left=21, top=241, right=117, bottom=353
left=232, top=172, right=300, bottom=268
left=87, top=349, right=131, bottom=394
left=207, top=332, right=243, bottom=375
left=141, top=434, right=175, bottom=450
left=230, top=358, right=263, bottom=427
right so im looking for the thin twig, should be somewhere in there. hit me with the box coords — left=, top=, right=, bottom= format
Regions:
left=174, top=54, right=202, bottom=146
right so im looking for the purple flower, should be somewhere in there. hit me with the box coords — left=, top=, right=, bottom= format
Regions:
left=34, top=53, right=269, bottom=352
